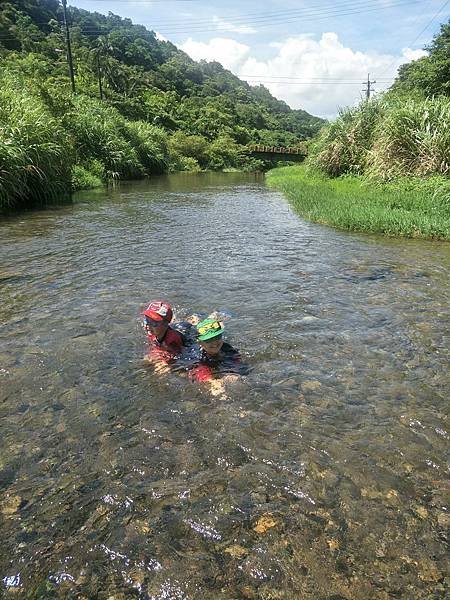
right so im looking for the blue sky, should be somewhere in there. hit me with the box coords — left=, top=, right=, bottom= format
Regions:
left=68, top=1, right=450, bottom=117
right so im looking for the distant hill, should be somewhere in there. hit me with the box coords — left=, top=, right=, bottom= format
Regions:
left=0, top=0, right=324, bottom=143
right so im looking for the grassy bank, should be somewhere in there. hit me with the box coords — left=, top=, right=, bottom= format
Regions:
left=266, top=164, right=450, bottom=240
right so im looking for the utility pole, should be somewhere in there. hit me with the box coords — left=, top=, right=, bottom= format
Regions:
left=97, top=50, right=103, bottom=100
left=61, top=0, right=76, bottom=93
left=362, top=73, right=376, bottom=99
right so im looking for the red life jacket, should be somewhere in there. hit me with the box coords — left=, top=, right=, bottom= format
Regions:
left=147, top=326, right=184, bottom=363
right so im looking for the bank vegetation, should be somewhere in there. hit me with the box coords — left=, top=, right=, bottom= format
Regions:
left=268, top=20, right=450, bottom=240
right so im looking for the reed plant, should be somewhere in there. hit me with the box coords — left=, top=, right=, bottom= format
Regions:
left=267, top=165, right=450, bottom=240
left=366, top=96, right=450, bottom=179
left=121, top=120, right=169, bottom=175
left=310, top=99, right=382, bottom=176
left=310, top=95, right=450, bottom=181
left=0, top=74, right=71, bottom=210
left=63, top=96, right=169, bottom=180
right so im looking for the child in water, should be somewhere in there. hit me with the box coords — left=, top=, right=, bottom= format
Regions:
left=188, top=318, right=243, bottom=385
left=142, top=301, right=184, bottom=370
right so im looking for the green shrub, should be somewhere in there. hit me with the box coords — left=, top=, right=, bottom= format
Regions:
left=205, top=135, right=243, bottom=170
left=168, top=131, right=209, bottom=168
left=71, top=165, right=103, bottom=191
left=169, top=155, right=201, bottom=172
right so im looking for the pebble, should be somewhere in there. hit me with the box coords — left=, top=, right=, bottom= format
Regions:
left=301, top=380, right=322, bottom=392
left=1, top=494, right=22, bottom=516
left=253, top=513, right=277, bottom=534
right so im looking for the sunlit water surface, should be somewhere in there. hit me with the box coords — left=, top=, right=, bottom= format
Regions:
left=0, top=172, right=449, bottom=599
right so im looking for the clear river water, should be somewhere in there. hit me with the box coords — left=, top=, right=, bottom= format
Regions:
left=0, top=172, right=449, bottom=599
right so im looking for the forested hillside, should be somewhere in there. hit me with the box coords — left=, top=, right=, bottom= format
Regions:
left=0, top=0, right=323, bottom=209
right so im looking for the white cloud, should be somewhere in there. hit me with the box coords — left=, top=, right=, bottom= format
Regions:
left=180, top=32, right=427, bottom=118
left=212, top=16, right=257, bottom=35
left=402, top=47, right=428, bottom=61
left=155, top=31, right=167, bottom=42
left=179, top=37, right=251, bottom=72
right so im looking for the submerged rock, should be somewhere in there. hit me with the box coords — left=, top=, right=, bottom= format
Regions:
left=301, top=380, right=322, bottom=392
left=253, top=513, right=277, bottom=534
left=1, top=494, right=22, bottom=516
left=224, top=545, right=248, bottom=558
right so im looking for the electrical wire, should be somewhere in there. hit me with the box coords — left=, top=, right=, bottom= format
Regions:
left=73, top=0, right=421, bottom=35
left=5, top=0, right=420, bottom=34
left=378, top=0, right=450, bottom=76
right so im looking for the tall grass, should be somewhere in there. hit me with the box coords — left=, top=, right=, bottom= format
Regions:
left=63, top=96, right=169, bottom=180
left=366, top=96, right=450, bottom=179
left=310, top=99, right=382, bottom=176
left=267, top=164, right=450, bottom=240
left=0, top=72, right=171, bottom=209
left=0, top=74, right=72, bottom=210
left=311, top=95, right=450, bottom=180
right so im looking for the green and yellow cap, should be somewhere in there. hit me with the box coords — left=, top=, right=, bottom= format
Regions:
left=196, top=319, right=224, bottom=341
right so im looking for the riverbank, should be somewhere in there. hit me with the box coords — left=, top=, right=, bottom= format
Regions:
left=266, top=164, right=450, bottom=240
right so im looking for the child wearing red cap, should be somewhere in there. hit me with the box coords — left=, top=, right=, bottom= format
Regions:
left=142, top=301, right=184, bottom=367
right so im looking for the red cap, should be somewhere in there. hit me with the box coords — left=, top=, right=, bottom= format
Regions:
left=143, top=301, right=173, bottom=322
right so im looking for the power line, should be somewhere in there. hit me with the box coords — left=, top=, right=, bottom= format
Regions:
left=100, top=0, right=420, bottom=28
left=14, top=0, right=420, bottom=34
left=378, top=0, right=450, bottom=77
left=136, top=1, right=422, bottom=35
left=12, top=0, right=418, bottom=40
left=242, top=75, right=393, bottom=81
left=73, top=0, right=421, bottom=35
left=241, top=80, right=394, bottom=86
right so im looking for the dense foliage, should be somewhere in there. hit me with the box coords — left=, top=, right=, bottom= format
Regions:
left=0, top=0, right=323, bottom=209
left=392, top=21, right=450, bottom=98
left=309, top=95, right=450, bottom=179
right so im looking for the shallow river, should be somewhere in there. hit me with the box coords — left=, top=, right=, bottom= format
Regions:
left=0, top=172, right=449, bottom=599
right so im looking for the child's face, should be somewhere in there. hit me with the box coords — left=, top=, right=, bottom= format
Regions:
left=200, top=335, right=224, bottom=356
left=146, top=318, right=169, bottom=337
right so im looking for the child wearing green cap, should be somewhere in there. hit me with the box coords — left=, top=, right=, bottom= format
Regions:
left=188, top=318, right=243, bottom=383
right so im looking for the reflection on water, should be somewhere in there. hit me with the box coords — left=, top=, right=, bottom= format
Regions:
left=0, top=172, right=449, bottom=598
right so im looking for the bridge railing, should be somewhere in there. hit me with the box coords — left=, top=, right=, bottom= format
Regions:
left=248, top=145, right=306, bottom=155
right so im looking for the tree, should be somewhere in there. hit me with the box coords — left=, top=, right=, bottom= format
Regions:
left=393, top=19, right=450, bottom=97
